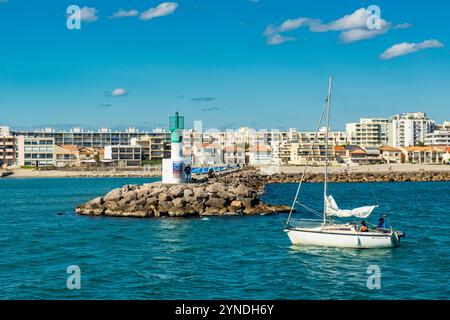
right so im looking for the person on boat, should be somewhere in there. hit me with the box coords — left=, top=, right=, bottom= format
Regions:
left=376, top=217, right=388, bottom=229
left=359, top=221, right=369, bottom=232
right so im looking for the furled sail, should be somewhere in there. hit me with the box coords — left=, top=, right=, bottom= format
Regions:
left=325, top=195, right=377, bottom=218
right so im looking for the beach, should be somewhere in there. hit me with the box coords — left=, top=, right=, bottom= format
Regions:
left=3, top=163, right=450, bottom=179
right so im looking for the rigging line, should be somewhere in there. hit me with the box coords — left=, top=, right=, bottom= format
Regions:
left=296, top=202, right=323, bottom=218
left=368, top=182, right=380, bottom=207
left=285, top=99, right=328, bottom=227
left=334, top=78, right=350, bottom=112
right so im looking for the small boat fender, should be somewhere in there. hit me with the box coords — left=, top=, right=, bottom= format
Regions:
left=395, top=231, right=405, bottom=238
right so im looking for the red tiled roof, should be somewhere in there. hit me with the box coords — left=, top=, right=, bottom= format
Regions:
left=350, top=150, right=367, bottom=155
left=380, top=146, right=401, bottom=152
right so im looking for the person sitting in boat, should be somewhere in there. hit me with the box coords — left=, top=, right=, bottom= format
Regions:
left=376, top=217, right=388, bottom=230
left=359, top=221, right=369, bottom=232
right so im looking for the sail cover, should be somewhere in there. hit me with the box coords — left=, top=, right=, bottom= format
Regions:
left=325, top=195, right=377, bottom=218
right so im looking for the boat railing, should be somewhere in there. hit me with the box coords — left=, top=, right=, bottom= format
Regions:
left=287, top=218, right=324, bottom=229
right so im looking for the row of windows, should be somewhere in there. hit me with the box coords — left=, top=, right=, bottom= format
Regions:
left=24, top=154, right=53, bottom=159
left=24, top=140, right=54, bottom=145
left=56, top=155, right=77, bottom=160
left=111, top=148, right=142, bottom=153
left=24, top=147, right=53, bottom=152
left=24, top=160, right=53, bottom=166
left=112, top=155, right=141, bottom=160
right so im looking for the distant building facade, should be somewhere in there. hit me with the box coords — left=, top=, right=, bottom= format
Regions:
left=16, top=136, right=55, bottom=167
left=11, top=127, right=170, bottom=148
left=391, top=112, right=435, bottom=147
left=0, top=126, right=17, bottom=167
left=346, top=118, right=391, bottom=147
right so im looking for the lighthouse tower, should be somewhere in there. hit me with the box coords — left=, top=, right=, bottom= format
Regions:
left=162, top=112, right=185, bottom=184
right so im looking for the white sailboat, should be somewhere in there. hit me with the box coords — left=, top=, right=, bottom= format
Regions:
left=284, top=76, right=405, bottom=249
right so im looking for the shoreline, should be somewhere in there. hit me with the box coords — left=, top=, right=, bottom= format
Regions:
left=2, top=163, right=450, bottom=179
left=2, top=169, right=160, bottom=179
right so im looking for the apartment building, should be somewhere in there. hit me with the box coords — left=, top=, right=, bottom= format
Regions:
left=223, top=145, right=246, bottom=165
left=425, top=130, right=450, bottom=146
left=16, top=136, right=55, bottom=167
left=131, top=134, right=171, bottom=162
left=0, top=126, right=17, bottom=167
left=12, top=127, right=170, bottom=148
left=380, top=146, right=402, bottom=164
left=391, top=112, right=435, bottom=147
left=400, top=146, right=443, bottom=164
left=346, top=118, right=391, bottom=147
left=104, top=145, right=143, bottom=167
left=248, top=145, right=272, bottom=165
left=53, top=145, right=79, bottom=167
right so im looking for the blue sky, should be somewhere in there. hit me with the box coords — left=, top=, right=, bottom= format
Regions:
left=0, top=0, right=449, bottom=131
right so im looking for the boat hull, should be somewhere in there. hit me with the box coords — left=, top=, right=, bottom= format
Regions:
left=285, top=227, right=400, bottom=249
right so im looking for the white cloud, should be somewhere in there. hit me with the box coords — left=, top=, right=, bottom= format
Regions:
left=111, top=9, right=139, bottom=19
left=264, top=18, right=314, bottom=36
left=339, top=27, right=388, bottom=43
left=380, top=39, right=444, bottom=60
left=80, top=7, right=98, bottom=22
left=139, top=2, right=178, bottom=21
left=266, top=34, right=296, bottom=46
left=106, top=88, right=129, bottom=97
left=264, top=8, right=409, bottom=45
left=310, top=8, right=390, bottom=32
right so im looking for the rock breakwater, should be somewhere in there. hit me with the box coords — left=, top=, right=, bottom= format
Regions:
left=75, top=169, right=449, bottom=218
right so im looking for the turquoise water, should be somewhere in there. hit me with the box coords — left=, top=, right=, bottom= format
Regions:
left=0, top=178, right=449, bottom=299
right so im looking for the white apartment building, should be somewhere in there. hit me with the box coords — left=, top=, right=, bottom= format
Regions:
left=16, top=136, right=55, bottom=167
left=425, top=121, right=450, bottom=146
left=425, top=130, right=450, bottom=146
left=391, top=112, right=435, bottom=147
left=104, top=145, right=142, bottom=167
left=1, top=126, right=17, bottom=167
left=346, top=118, right=390, bottom=147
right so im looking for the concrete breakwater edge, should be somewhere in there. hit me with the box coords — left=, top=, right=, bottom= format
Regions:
left=75, top=169, right=450, bottom=218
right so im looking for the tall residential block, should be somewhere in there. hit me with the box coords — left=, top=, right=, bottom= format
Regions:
left=391, top=112, right=435, bottom=147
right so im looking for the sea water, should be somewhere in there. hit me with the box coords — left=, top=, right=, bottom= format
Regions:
left=0, top=178, right=449, bottom=299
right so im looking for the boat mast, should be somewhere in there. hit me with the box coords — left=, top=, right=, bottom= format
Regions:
left=323, top=76, right=333, bottom=224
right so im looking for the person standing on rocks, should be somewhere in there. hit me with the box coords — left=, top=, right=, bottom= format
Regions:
left=184, top=165, right=192, bottom=183
left=208, top=168, right=217, bottom=181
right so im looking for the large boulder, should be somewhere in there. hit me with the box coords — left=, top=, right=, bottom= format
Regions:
left=157, top=201, right=174, bottom=214
left=193, top=187, right=208, bottom=200
left=86, top=196, right=104, bottom=209
left=183, top=188, right=194, bottom=198
left=230, top=200, right=243, bottom=210
left=241, top=197, right=258, bottom=209
left=158, top=192, right=171, bottom=202
left=205, top=183, right=225, bottom=194
left=172, top=198, right=186, bottom=209
left=145, top=196, right=159, bottom=207
left=103, top=188, right=122, bottom=202
left=121, top=190, right=137, bottom=203
left=205, top=198, right=227, bottom=209
left=104, top=201, right=122, bottom=214
left=231, top=185, right=253, bottom=198
left=169, top=185, right=184, bottom=198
